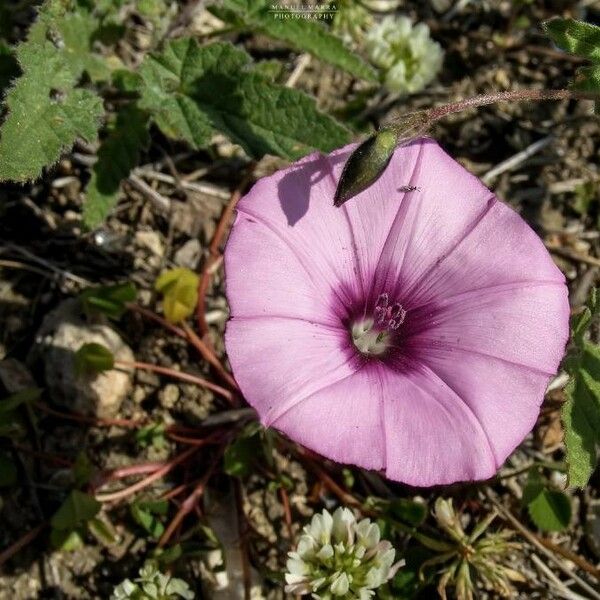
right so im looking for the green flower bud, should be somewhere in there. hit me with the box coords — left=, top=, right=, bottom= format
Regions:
left=333, top=129, right=398, bottom=207
left=334, top=111, right=431, bottom=207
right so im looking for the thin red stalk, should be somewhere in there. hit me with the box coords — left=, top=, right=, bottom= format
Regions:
left=289, top=444, right=360, bottom=508
left=160, top=481, right=192, bottom=501
left=0, top=523, right=47, bottom=566
left=91, top=461, right=169, bottom=491
left=95, top=446, right=199, bottom=503
left=158, top=448, right=223, bottom=547
left=166, top=430, right=223, bottom=446
left=426, top=88, right=599, bottom=122
left=279, top=487, right=294, bottom=543
left=34, top=402, right=145, bottom=429
left=197, top=166, right=255, bottom=336
left=12, top=443, right=73, bottom=467
left=115, top=359, right=234, bottom=403
left=127, top=303, right=186, bottom=337
left=182, top=322, right=239, bottom=394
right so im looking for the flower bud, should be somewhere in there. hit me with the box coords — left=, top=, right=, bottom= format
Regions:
left=334, top=111, right=431, bottom=207
left=334, top=129, right=397, bottom=207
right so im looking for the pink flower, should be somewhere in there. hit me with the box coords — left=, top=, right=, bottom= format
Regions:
left=224, top=139, right=569, bottom=486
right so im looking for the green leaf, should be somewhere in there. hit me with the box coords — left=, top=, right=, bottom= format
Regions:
left=523, top=470, right=572, bottom=532
left=74, top=343, right=115, bottom=375
left=138, top=39, right=349, bottom=159
left=571, top=288, right=599, bottom=345
left=224, top=422, right=264, bottom=477
left=562, top=289, right=600, bottom=487
left=0, top=387, right=42, bottom=416
left=131, top=498, right=168, bottom=539
left=0, top=452, right=17, bottom=487
left=135, top=423, right=166, bottom=450
left=217, top=0, right=377, bottom=81
left=80, top=281, right=137, bottom=319
left=51, top=489, right=101, bottom=530
left=50, top=527, right=85, bottom=551
left=388, top=498, right=428, bottom=527
left=83, top=104, right=150, bottom=227
left=0, top=1, right=104, bottom=182
left=544, top=18, right=600, bottom=63
left=563, top=356, right=600, bottom=486
left=88, top=516, right=118, bottom=545
left=73, top=452, right=94, bottom=488
left=573, top=64, right=600, bottom=113
left=155, top=267, right=200, bottom=324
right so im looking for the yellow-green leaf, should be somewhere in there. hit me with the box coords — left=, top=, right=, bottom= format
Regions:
left=155, top=267, right=200, bottom=324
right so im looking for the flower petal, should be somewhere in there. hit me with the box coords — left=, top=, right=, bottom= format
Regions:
left=225, top=316, right=358, bottom=425
left=413, top=282, right=569, bottom=374
left=229, top=141, right=424, bottom=312
left=412, top=283, right=569, bottom=464
left=225, top=211, right=338, bottom=325
left=271, top=365, right=386, bottom=471
left=379, top=365, right=497, bottom=485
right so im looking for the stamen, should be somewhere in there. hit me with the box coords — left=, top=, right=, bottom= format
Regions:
left=351, top=293, right=407, bottom=356
left=374, top=293, right=406, bottom=331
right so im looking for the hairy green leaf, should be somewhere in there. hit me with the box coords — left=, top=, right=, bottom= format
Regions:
left=544, top=18, right=600, bottom=63
left=83, top=104, right=150, bottom=227
left=563, top=289, right=600, bottom=487
left=138, top=39, right=349, bottom=159
left=217, top=0, right=377, bottom=81
left=0, top=0, right=104, bottom=182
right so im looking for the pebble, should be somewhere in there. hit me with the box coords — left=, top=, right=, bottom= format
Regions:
left=135, top=230, right=164, bottom=257
left=174, top=239, right=202, bottom=269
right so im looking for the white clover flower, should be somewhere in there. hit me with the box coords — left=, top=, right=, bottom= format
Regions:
left=365, top=16, right=444, bottom=94
left=285, top=507, right=402, bottom=599
left=111, top=562, right=194, bottom=600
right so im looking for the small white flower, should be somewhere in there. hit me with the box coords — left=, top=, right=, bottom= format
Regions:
left=110, top=562, right=194, bottom=600
left=366, top=16, right=444, bottom=94
left=284, top=507, right=402, bottom=598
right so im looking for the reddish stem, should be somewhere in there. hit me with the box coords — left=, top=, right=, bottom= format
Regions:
left=166, top=431, right=223, bottom=446
left=279, top=487, right=295, bottom=543
left=197, top=165, right=255, bottom=336
left=115, top=359, right=234, bottom=403
left=127, top=303, right=186, bottom=337
left=158, top=448, right=223, bottom=547
left=182, top=322, right=239, bottom=394
left=34, top=402, right=145, bottom=429
left=426, top=88, right=599, bottom=122
left=95, top=446, right=199, bottom=503
left=12, top=443, right=73, bottom=467
left=91, top=461, right=169, bottom=491
left=0, top=523, right=48, bottom=566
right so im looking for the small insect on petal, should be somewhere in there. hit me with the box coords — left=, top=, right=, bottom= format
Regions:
left=334, top=129, right=397, bottom=207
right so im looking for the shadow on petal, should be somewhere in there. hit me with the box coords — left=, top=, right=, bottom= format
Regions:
left=277, top=151, right=347, bottom=226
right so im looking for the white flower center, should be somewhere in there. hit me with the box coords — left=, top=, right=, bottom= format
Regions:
left=351, top=293, right=406, bottom=356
